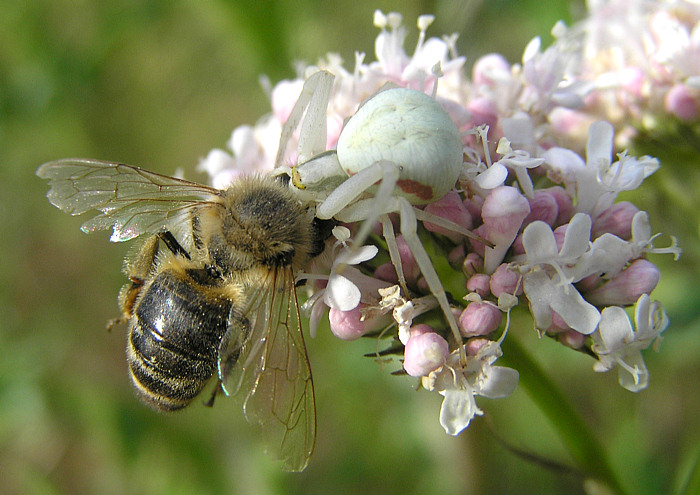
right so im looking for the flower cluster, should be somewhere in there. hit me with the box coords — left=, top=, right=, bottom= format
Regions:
left=198, top=7, right=680, bottom=435
left=552, top=0, right=700, bottom=147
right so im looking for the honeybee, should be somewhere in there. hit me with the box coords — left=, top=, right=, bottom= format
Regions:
left=37, top=158, right=332, bottom=471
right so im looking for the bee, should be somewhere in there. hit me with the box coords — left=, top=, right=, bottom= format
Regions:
left=37, top=159, right=332, bottom=471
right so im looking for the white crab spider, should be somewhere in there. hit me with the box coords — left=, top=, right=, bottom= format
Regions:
left=277, top=70, right=475, bottom=357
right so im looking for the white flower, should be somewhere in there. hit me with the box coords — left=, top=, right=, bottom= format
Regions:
left=301, top=229, right=379, bottom=337
left=425, top=341, right=519, bottom=435
left=516, top=213, right=601, bottom=334
left=544, top=121, right=659, bottom=217
left=591, top=294, right=669, bottom=392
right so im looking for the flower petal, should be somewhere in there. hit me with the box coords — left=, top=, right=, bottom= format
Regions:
left=439, top=388, right=479, bottom=436
left=478, top=366, right=519, bottom=399
left=325, top=273, right=361, bottom=311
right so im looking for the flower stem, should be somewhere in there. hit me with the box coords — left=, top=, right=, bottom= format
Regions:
left=500, top=337, right=629, bottom=495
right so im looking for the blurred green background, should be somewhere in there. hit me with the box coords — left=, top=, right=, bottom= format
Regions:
left=3, top=0, right=699, bottom=494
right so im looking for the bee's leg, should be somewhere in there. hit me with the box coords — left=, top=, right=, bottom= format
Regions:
left=203, top=379, right=225, bottom=408
left=158, top=230, right=192, bottom=260
left=110, top=235, right=163, bottom=329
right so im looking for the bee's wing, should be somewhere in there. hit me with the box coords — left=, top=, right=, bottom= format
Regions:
left=219, top=267, right=315, bottom=472
left=36, top=158, right=221, bottom=243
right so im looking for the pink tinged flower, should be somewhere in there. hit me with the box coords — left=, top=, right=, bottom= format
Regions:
left=520, top=36, right=589, bottom=114
left=591, top=294, right=669, bottom=392
left=198, top=148, right=237, bottom=189
left=481, top=186, right=530, bottom=273
left=393, top=235, right=420, bottom=284
left=586, top=259, right=660, bottom=306
left=472, top=53, right=511, bottom=88
left=304, top=244, right=380, bottom=337
left=423, top=191, right=473, bottom=242
left=458, top=302, right=502, bottom=337
left=271, top=79, right=305, bottom=124
left=489, top=263, right=522, bottom=297
left=466, top=273, right=491, bottom=298
left=467, top=97, right=499, bottom=130
left=403, top=325, right=450, bottom=377
left=591, top=201, right=639, bottom=240
left=665, top=83, right=700, bottom=121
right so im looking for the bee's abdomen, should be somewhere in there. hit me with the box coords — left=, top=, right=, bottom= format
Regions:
left=127, top=269, right=232, bottom=411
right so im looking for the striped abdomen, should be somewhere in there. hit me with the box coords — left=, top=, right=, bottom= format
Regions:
left=126, top=268, right=233, bottom=411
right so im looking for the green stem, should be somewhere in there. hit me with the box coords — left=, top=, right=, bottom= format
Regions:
left=500, top=337, right=629, bottom=495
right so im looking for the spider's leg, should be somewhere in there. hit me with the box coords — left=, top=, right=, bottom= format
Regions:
left=397, top=197, right=466, bottom=364
left=275, top=70, right=335, bottom=167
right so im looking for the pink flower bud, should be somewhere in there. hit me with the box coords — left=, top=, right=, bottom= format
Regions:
left=465, top=338, right=490, bottom=356
left=576, top=273, right=603, bottom=293
left=424, top=191, right=473, bottom=243
left=463, top=196, right=483, bottom=222
left=592, top=201, right=640, bottom=240
left=329, top=303, right=391, bottom=341
left=449, top=244, right=466, bottom=270
left=489, top=263, right=522, bottom=297
left=468, top=224, right=488, bottom=257
left=329, top=306, right=367, bottom=341
left=548, top=310, right=571, bottom=333
left=543, top=186, right=574, bottom=226
left=462, top=253, right=484, bottom=277
left=665, top=83, right=699, bottom=121
left=586, top=259, right=660, bottom=306
left=511, top=233, right=525, bottom=255
left=523, top=190, right=559, bottom=227
left=482, top=186, right=530, bottom=273
left=403, top=325, right=449, bottom=377
left=374, top=262, right=399, bottom=284
left=458, top=302, right=502, bottom=337
left=396, top=235, right=420, bottom=284
left=466, top=273, right=491, bottom=297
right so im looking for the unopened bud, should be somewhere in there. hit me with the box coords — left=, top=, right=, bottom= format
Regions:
left=489, top=263, right=522, bottom=297
left=665, top=83, right=699, bottom=121
left=403, top=325, right=449, bottom=377
left=459, top=302, right=502, bottom=337
left=592, top=201, right=639, bottom=240
left=586, top=259, right=660, bottom=306
left=424, top=191, right=473, bottom=243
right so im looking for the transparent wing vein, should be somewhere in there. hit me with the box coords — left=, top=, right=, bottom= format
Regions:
left=36, top=158, right=221, bottom=241
left=220, top=268, right=316, bottom=472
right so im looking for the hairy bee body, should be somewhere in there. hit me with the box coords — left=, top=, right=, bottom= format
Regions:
left=38, top=160, right=331, bottom=470
left=126, top=263, right=238, bottom=411
left=118, top=176, right=327, bottom=411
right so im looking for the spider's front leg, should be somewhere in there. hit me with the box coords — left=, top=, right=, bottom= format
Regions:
left=275, top=70, right=335, bottom=167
